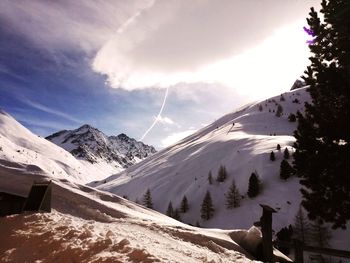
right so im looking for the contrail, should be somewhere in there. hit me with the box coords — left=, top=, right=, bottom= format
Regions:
left=139, top=87, right=169, bottom=141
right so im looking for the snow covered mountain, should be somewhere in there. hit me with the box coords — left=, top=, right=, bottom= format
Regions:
left=0, top=115, right=272, bottom=262
left=0, top=108, right=280, bottom=262
left=46, top=125, right=156, bottom=175
left=0, top=110, right=111, bottom=183
left=95, top=87, right=349, bottom=250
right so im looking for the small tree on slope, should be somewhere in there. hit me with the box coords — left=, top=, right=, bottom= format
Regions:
left=283, top=148, right=290, bottom=159
left=225, top=179, right=241, bottom=208
left=180, top=195, right=189, bottom=213
left=216, top=165, right=227, bottom=182
left=270, top=151, right=276, bottom=161
left=208, top=171, right=213, bottom=185
left=201, top=191, right=214, bottom=220
left=293, top=0, right=350, bottom=229
left=280, top=160, right=294, bottom=180
left=166, top=201, right=174, bottom=217
left=142, top=189, right=153, bottom=209
left=247, top=172, right=261, bottom=198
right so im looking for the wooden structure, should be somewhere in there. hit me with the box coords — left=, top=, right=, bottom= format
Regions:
left=0, top=192, right=26, bottom=216
left=259, top=204, right=277, bottom=263
left=0, top=181, right=52, bottom=216
left=23, top=181, right=52, bottom=212
left=275, top=240, right=350, bottom=263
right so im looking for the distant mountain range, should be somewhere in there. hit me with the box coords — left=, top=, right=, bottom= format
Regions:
left=46, top=125, right=156, bottom=171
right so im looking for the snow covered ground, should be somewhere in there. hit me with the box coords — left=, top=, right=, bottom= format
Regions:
left=0, top=112, right=264, bottom=262
left=0, top=165, right=261, bottom=262
left=95, top=88, right=350, bottom=250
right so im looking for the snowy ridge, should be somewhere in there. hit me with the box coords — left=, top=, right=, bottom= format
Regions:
left=46, top=124, right=156, bottom=175
left=0, top=111, right=109, bottom=183
left=96, top=87, right=349, bottom=249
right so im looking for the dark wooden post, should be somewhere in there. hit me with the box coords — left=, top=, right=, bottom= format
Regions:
left=260, top=204, right=277, bottom=263
left=293, top=239, right=304, bottom=263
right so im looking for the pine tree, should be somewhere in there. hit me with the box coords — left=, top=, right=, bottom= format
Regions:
left=288, top=113, right=297, bottom=122
left=200, top=191, right=214, bottom=220
left=225, top=179, right=241, bottom=208
left=294, top=0, right=350, bottom=229
left=283, top=148, right=290, bottom=159
left=293, top=206, right=311, bottom=244
left=173, top=208, right=181, bottom=221
left=310, top=219, right=331, bottom=247
left=277, top=144, right=281, bottom=151
left=142, top=189, right=153, bottom=209
left=180, top=195, right=189, bottom=213
left=270, top=151, right=275, bottom=161
left=280, top=160, right=294, bottom=180
left=166, top=201, right=174, bottom=217
left=216, top=165, right=227, bottom=182
left=275, top=104, right=283, bottom=117
left=247, top=172, right=261, bottom=198
left=208, top=171, right=213, bottom=185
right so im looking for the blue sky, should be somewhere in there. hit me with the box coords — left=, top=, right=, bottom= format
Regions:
left=0, top=0, right=318, bottom=149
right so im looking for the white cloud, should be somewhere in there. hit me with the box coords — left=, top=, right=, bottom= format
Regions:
left=161, top=129, right=197, bottom=148
left=155, top=116, right=175, bottom=125
left=1, top=0, right=320, bottom=99
left=92, top=0, right=319, bottom=93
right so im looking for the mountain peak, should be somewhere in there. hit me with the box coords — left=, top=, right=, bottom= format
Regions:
left=46, top=125, right=156, bottom=170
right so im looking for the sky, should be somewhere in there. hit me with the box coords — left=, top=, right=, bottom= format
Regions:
left=0, top=0, right=319, bottom=149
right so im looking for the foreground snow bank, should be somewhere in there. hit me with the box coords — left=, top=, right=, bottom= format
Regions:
left=0, top=162, right=259, bottom=262
left=0, top=211, right=256, bottom=263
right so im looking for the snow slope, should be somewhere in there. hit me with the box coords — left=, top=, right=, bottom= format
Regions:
left=96, top=88, right=350, bottom=250
left=0, top=109, right=287, bottom=262
left=0, top=161, right=262, bottom=262
left=0, top=110, right=108, bottom=184
left=46, top=125, right=156, bottom=176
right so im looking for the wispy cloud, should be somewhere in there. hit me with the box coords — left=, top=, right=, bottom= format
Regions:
left=0, top=0, right=153, bottom=53
left=20, top=98, right=82, bottom=124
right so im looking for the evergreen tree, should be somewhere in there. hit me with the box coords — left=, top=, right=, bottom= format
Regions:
left=276, top=104, right=283, bottom=117
left=208, top=171, right=213, bottom=185
left=294, top=0, right=350, bottom=229
left=283, top=148, right=290, bottom=159
left=310, top=219, right=331, bottom=247
left=288, top=113, right=297, bottom=122
left=216, top=165, right=227, bottom=182
left=225, top=179, right=241, bottom=208
left=270, top=151, right=276, bottom=161
left=200, top=191, right=215, bottom=220
left=173, top=208, right=181, bottom=221
left=166, top=201, right=174, bottom=217
left=293, top=206, right=311, bottom=244
left=277, top=144, right=281, bottom=151
left=142, top=189, right=153, bottom=209
left=247, top=172, right=261, bottom=198
left=280, top=160, right=294, bottom=180
left=180, top=195, right=189, bottom=213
